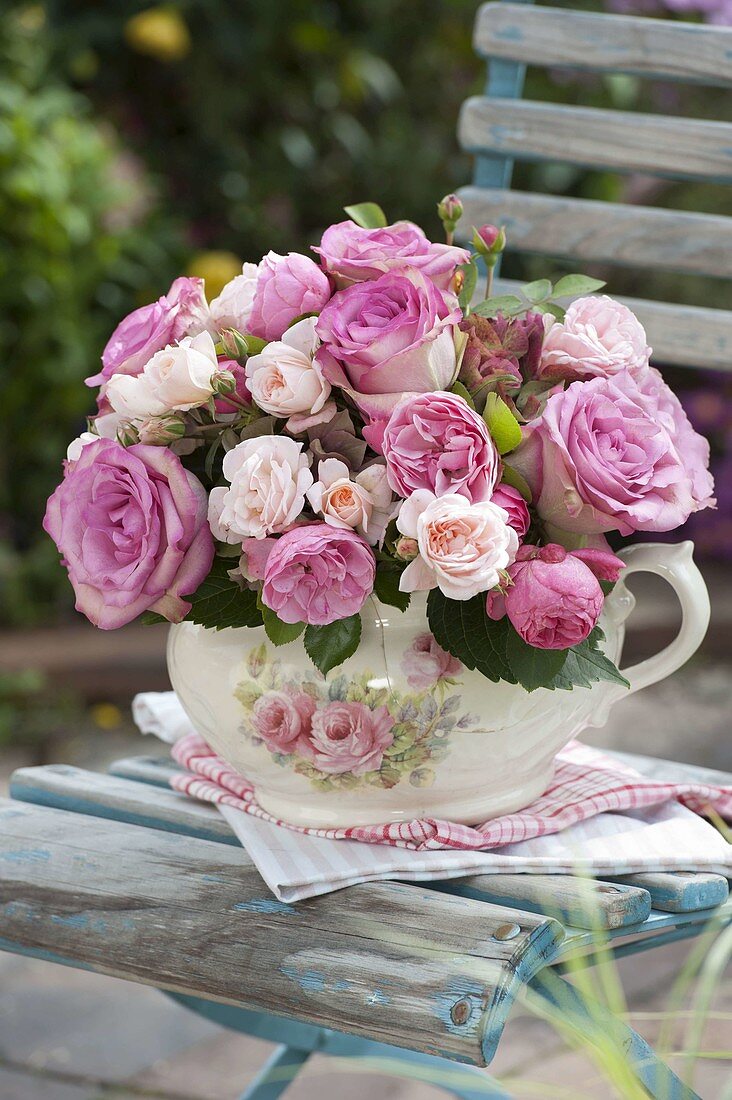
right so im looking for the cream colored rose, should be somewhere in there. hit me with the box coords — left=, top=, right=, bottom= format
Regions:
left=245, top=317, right=333, bottom=431
left=106, top=331, right=218, bottom=418
left=209, top=262, right=259, bottom=332
left=208, top=435, right=313, bottom=542
left=397, top=490, right=518, bottom=600
left=306, top=458, right=393, bottom=545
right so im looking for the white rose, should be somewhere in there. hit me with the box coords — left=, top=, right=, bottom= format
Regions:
left=306, top=458, right=393, bottom=545
left=208, top=435, right=313, bottom=542
left=210, top=262, right=259, bottom=332
left=397, top=490, right=518, bottom=600
left=66, top=432, right=100, bottom=462
left=245, top=317, right=332, bottom=431
left=106, top=331, right=218, bottom=418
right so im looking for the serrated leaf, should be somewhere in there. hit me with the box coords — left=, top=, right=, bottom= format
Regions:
left=521, top=278, right=553, bottom=304
left=186, top=557, right=263, bottom=631
left=483, top=393, right=523, bottom=455
left=304, top=615, right=362, bottom=675
left=139, top=610, right=168, bottom=625
left=457, top=258, right=479, bottom=311
left=552, top=274, right=606, bottom=299
left=343, top=202, right=388, bottom=229
left=506, top=628, right=568, bottom=692
left=471, top=294, right=524, bottom=318
left=427, top=590, right=516, bottom=683
left=374, top=564, right=411, bottom=611
left=448, top=380, right=476, bottom=409
left=545, top=629, right=629, bottom=692
left=261, top=604, right=305, bottom=646
left=500, top=464, right=532, bottom=502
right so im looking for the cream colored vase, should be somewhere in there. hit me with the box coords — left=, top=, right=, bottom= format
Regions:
left=167, top=541, right=710, bottom=828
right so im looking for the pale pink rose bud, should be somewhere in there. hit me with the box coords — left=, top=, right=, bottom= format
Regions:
left=248, top=251, right=331, bottom=342
left=137, top=414, right=186, bottom=446
left=212, top=369, right=237, bottom=396
left=437, top=193, right=463, bottom=231
left=116, top=419, right=141, bottom=446
left=394, top=536, right=419, bottom=561
left=218, top=327, right=250, bottom=360
left=472, top=224, right=506, bottom=264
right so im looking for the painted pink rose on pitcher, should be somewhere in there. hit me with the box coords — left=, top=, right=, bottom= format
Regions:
left=402, top=633, right=462, bottom=691
left=301, top=701, right=394, bottom=775
left=313, top=220, right=469, bottom=291
left=251, top=690, right=316, bottom=755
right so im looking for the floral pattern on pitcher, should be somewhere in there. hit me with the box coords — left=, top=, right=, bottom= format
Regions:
left=234, top=638, right=477, bottom=791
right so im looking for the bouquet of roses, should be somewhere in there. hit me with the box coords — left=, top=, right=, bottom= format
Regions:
left=45, top=197, right=715, bottom=692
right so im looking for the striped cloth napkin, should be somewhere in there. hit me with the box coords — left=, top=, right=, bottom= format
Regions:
left=133, top=691, right=732, bottom=902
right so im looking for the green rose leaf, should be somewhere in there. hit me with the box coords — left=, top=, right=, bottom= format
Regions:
left=242, top=333, right=268, bottom=355
left=374, top=563, right=411, bottom=611
left=427, top=590, right=517, bottom=683
left=547, top=629, right=629, bottom=691
left=186, top=557, right=264, bottom=631
left=457, top=258, right=479, bottom=311
left=483, top=392, right=523, bottom=455
left=471, top=294, right=525, bottom=318
left=343, top=202, right=388, bottom=229
left=552, top=274, right=606, bottom=299
left=139, top=610, right=168, bottom=625
left=261, top=603, right=305, bottom=646
left=505, top=627, right=568, bottom=692
left=304, top=614, right=362, bottom=675
left=448, top=379, right=476, bottom=409
left=500, top=463, right=532, bottom=502
left=521, top=278, right=553, bottom=304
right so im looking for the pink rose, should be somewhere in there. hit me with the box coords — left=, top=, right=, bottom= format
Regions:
left=87, top=277, right=209, bottom=387
left=487, top=544, right=623, bottom=650
left=397, top=490, right=518, bottom=600
left=261, top=524, right=375, bottom=625
left=43, top=439, right=214, bottom=629
left=315, top=269, right=462, bottom=422
left=313, top=220, right=469, bottom=291
left=383, top=391, right=500, bottom=502
left=538, top=296, right=651, bottom=382
left=401, top=633, right=462, bottom=691
left=490, top=483, right=530, bottom=539
left=248, top=252, right=331, bottom=342
left=300, top=701, right=394, bottom=775
left=251, top=690, right=316, bottom=755
left=635, top=367, right=715, bottom=513
left=512, top=370, right=702, bottom=536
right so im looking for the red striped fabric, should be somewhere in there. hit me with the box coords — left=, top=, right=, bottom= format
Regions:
left=170, top=734, right=732, bottom=852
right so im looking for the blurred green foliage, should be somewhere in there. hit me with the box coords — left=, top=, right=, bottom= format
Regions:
left=0, top=7, right=184, bottom=625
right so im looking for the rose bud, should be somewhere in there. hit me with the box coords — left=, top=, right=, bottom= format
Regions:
left=218, top=327, right=250, bottom=361
left=490, top=543, right=623, bottom=650
left=116, top=419, right=140, bottom=446
left=394, top=535, right=419, bottom=561
left=437, top=193, right=464, bottom=235
left=212, top=368, right=237, bottom=396
left=472, top=224, right=506, bottom=266
left=138, top=414, right=187, bottom=446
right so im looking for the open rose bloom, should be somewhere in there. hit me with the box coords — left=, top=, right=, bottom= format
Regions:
left=47, top=199, right=714, bottom=722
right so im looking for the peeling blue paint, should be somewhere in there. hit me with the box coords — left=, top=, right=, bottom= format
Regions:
left=367, top=989, right=391, bottom=1006
left=0, top=848, right=50, bottom=863
left=280, top=966, right=327, bottom=993
left=331, top=979, right=352, bottom=993
left=201, top=874, right=227, bottom=884
left=50, top=913, right=91, bottom=930
left=235, top=898, right=299, bottom=916
left=433, top=980, right=485, bottom=1035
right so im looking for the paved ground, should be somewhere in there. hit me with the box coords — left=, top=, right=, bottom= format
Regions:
left=0, top=577, right=729, bottom=1100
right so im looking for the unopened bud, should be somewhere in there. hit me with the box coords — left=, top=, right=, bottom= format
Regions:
left=472, top=224, right=506, bottom=266
left=117, top=419, right=140, bottom=446
left=437, top=192, right=463, bottom=233
left=212, top=369, right=237, bottom=396
left=218, top=328, right=250, bottom=360
left=138, top=414, right=186, bottom=446
left=395, top=536, right=419, bottom=562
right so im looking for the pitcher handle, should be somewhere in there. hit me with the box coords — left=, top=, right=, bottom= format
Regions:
left=608, top=541, right=710, bottom=696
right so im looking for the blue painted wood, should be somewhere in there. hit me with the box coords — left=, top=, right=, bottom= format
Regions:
left=608, top=872, right=729, bottom=914
left=528, top=970, right=702, bottom=1100
left=238, top=1045, right=310, bottom=1100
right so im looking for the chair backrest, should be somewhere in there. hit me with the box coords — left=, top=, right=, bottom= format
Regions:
left=456, top=2, right=732, bottom=371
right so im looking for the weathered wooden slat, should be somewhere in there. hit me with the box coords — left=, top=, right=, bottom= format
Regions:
left=607, top=872, right=729, bottom=914
left=108, top=754, right=182, bottom=787
left=0, top=797, right=562, bottom=1066
left=474, top=3, right=732, bottom=87
left=441, top=873, right=651, bottom=931
left=491, top=277, right=732, bottom=372
left=457, top=187, right=732, bottom=278
left=459, top=98, right=732, bottom=183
